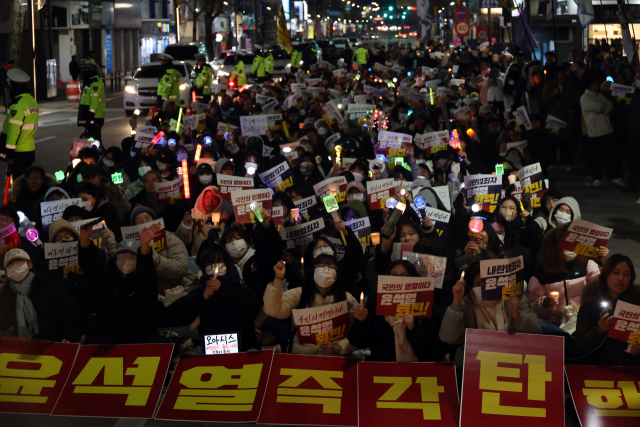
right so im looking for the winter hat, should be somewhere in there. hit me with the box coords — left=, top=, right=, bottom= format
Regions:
left=49, top=219, right=80, bottom=242
left=479, top=105, right=492, bottom=115
left=62, top=205, right=87, bottom=222
left=130, top=206, right=157, bottom=225
left=44, top=186, right=71, bottom=201
left=346, top=181, right=365, bottom=194
left=116, top=239, right=141, bottom=255
left=340, top=200, right=368, bottom=219
left=4, top=248, right=30, bottom=268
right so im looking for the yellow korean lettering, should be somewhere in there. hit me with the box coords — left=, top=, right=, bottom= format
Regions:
left=524, top=354, right=552, bottom=401
left=0, top=354, right=62, bottom=403
left=277, top=369, right=343, bottom=414
left=374, top=376, right=444, bottom=420
left=618, top=381, right=640, bottom=409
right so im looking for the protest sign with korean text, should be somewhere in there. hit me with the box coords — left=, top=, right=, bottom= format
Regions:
left=155, top=176, right=184, bottom=205
left=345, top=216, right=372, bottom=247
left=71, top=138, right=91, bottom=158
left=463, top=174, right=502, bottom=212
left=281, top=141, right=301, bottom=166
left=515, top=105, right=533, bottom=130
left=51, top=343, right=173, bottom=418
left=367, top=178, right=396, bottom=210
left=230, top=188, right=273, bottom=224
left=120, top=218, right=167, bottom=253
left=324, top=133, right=342, bottom=152
left=460, top=329, right=565, bottom=427
left=319, top=99, right=344, bottom=126
left=215, top=122, right=238, bottom=140
left=346, top=103, right=375, bottom=120
left=41, top=198, right=83, bottom=232
left=258, top=161, right=294, bottom=192
left=377, top=131, right=413, bottom=157
left=415, top=132, right=449, bottom=157
left=565, top=365, right=640, bottom=427
left=292, top=301, right=350, bottom=345
left=543, top=115, right=567, bottom=135
left=0, top=338, right=80, bottom=415
left=313, top=176, right=347, bottom=203
left=608, top=300, right=640, bottom=345
left=204, top=334, right=239, bottom=355
left=358, top=362, right=459, bottom=427
left=558, top=219, right=612, bottom=258
left=479, top=256, right=525, bottom=300
left=70, top=218, right=105, bottom=250
left=294, top=195, right=318, bottom=218
left=257, top=354, right=360, bottom=426
left=506, top=140, right=528, bottom=155
left=377, top=275, right=435, bottom=317
left=0, top=223, right=21, bottom=254
left=280, top=218, right=326, bottom=250
left=240, top=115, right=269, bottom=136
left=611, top=82, right=635, bottom=103
left=518, top=162, right=547, bottom=194
left=453, top=106, right=471, bottom=123
left=154, top=350, right=274, bottom=423
left=422, top=207, right=451, bottom=238
left=217, top=175, right=254, bottom=201
left=44, top=242, right=80, bottom=279
left=511, top=181, right=524, bottom=201
left=132, top=132, right=162, bottom=156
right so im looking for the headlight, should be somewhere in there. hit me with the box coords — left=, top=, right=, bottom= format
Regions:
left=124, top=86, right=136, bottom=94
left=218, top=70, right=230, bottom=77
left=179, top=83, right=188, bottom=91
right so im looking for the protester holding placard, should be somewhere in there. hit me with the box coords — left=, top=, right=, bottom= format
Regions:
left=75, top=183, right=122, bottom=240
left=292, top=152, right=325, bottom=198
left=575, top=254, right=640, bottom=364
left=545, top=196, right=581, bottom=230
left=459, top=218, right=509, bottom=266
left=123, top=156, right=157, bottom=207
left=7, top=166, right=56, bottom=222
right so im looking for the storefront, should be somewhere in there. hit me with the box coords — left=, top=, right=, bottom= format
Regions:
left=141, top=19, right=176, bottom=64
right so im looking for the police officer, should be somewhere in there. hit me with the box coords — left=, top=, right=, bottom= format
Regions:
left=251, top=50, right=267, bottom=82
left=229, top=54, right=246, bottom=90
left=291, top=47, right=302, bottom=74
left=352, top=43, right=369, bottom=69
left=265, top=49, right=274, bottom=79
left=0, top=68, right=38, bottom=178
left=157, top=53, right=183, bottom=108
left=194, top=53, right=213, bottom=104
left=77, top=60, right=105, bottom=142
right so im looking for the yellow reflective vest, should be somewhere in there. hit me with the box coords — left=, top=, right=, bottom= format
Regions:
left=231, top=61, right=246, bottom=87
left=1, top=93, right=39, bottom=158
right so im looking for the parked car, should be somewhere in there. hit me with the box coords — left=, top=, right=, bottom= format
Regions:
left=123, top=61, right=192, bottom=116
left=164, top=42, right=208, bottom=66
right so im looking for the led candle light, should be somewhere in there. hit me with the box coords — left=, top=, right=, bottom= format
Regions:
left=381, top=201, right=406, bottom=240
left=323, top=193, right=347, bottom=246
left=194, top=144, right=202, bottom=162
left=182, top=159, right=191, bottom=199
left=371, top=232, right=380, bottom=246
left=414, top=196, right=427, bottom=219
left=250, top=202, right=263, bottom=223
left=291, top=208, right=300, bottom=224
left=211, top=212, right=221, bottom=226
left=549, top=291, right=559, bottom=306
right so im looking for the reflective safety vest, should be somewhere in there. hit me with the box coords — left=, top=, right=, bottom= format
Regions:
left=79, top=75, right=106, bottom=122
left=0, top=93, right=38, bottom=157
left=266, top=53, right=274, bottom=74
left=353, top=47, right=369, bottom=65
left=291, top=50, right=302, bottom=68
left=231, top=61, right=246, bottom=87
left=158, top=68, right=183, bottom=102
left=196, top=64, right=213, bottom=95
left=252, top=55, right=267, bottom=77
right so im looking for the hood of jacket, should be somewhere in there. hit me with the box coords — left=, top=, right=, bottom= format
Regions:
left=44, top=186, right=71, bottom=201
left=195, top=239, right=241, bottom=286
left=192, top=185, right=224, bottom=220
left=340, top=200, right=368, bottom=220
left=14, top=173, right=57, bottom=199
left=213, top=158, right=234, bottom=175
left=548, top=196, right=581, bottom=227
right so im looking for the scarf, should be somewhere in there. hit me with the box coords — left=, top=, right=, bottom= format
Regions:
left=9, top=272, right=38, bottom=338
left=385, top=316, right=418, bottom=363
left=471, top=295, right=510, bottom=332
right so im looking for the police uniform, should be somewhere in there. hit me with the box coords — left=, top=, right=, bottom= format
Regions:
left=194, top=53, right=213, bottom=104
left=77, top=60, right=105, bottom=142
left=0, top=69, right=38, bottom=178
left=230, top=58, right=246, bottom=89
left=265, top=52, right=274, bottom=76
left=352, top=46, right=369, bottom=66
left=157, top=53, right=184, bottom=108
left=291, top=49, right=302, bottom=73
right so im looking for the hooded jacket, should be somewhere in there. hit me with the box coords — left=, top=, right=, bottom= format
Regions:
left=547, top=197, right=581, bottom=228
left=10, top=173, right=56, bottom=221
left=190, top=163, right=214, bottom=202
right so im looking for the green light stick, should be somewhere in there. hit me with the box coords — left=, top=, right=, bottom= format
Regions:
left=323, top=192, right=347, bottom=246
left=250, top=202, right=263, bottom=223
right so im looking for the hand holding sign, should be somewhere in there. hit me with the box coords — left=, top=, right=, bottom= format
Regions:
left=598, top=312, right=613, bottom=333
left=140, top=226, right=162, bottom=254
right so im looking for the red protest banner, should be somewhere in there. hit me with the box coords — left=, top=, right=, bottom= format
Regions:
left=257, top=353, right=360, bottom=426
left=0, top=223, right=21, bottom=254
left=0, top=338, right=79, bottom=415
left=377, top=131, right=413, bottom=157
left=313, top=176, right=348, bottom=203
left=120, top=218, right=167, bottom=253
left=217, top=175, right=254, bottom=201
left=565, top=365, right=640, bottom=427
left=608, top=300, right=640, bottom=345
left=415, top=131, right=449, bottom=156
left=292, top=301, right=350, bottom=345
left=230, top=188, right=273, bottom=224
left=154, top=350, right=274, bottom=423
left=558, top=219, right=613, bottom=259
left=460, top=329, right=565, bottom=427
left=376, top=275, right=435, bottom=317
left=155, top=176, right=184, bottom=205
left=366, top=178, right=396, bottom=210
left=51, top=343, right=173, bottom=418
left=357, top=362, right=459, bottom=427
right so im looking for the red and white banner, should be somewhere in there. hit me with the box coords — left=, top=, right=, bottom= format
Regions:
left=313, top=176, right=348, bottom=203
left=155, top=176, right=184, bottom=205
left=367, top=178, right=396, bottom=210
left=216, top=175, right=254, bottom=201
left=376, top=275, right=435, bottom=317
left=51, top=343, right=173, bottom=418
left=558, top=219, right=613, bottom=258
left=120, top=218, right=167, bottom=253
left=230, top=188, right=273, bottom=224
left=154, top=350, right=274, bottom=423
left=377, top=131, right=413, bottom=157
left=358, top=362, right=459, bottom=427
left=0, top=223, right=21, bottom=254
left=415, top=131, right=449, bottom=156
left=460, top=329, right=565, bottom=427
left=608, top=300, right=640, bottom=345
left=292, top=301, right=350, bottom=345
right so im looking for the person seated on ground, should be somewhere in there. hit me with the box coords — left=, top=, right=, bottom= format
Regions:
left=76, top=183, right=123, bottom=240
left=544, top=196, right=580, bottom=232
left=8, top=166, right=55, bottom=221
left=81, top=164, right=127, bottom=223
left=128, top=169, right=183, bottom=232
left=123, top=155, right=157, bottom=212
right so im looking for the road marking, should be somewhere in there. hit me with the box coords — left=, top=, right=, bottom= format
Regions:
left=35, top=136, right=56, bottom=143
left=38, top=93, right=123, bottom=116
left=104, top=116, right=126, bottom=123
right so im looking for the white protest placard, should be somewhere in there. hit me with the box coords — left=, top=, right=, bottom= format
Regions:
left=431, top=186, right=451, bottom=209
left=558, top=219, right=613, bottom=258
left=506, top=140, right=527, bottom=154
left=516, top=105, right=532, bottom=130
left=135, top=125, right=158, bottom=135
left=400, top=251, right=447, bottom=289
left=450, top=78, right=465, bottom=87
left=280, top=217, right=326, bottom=249
left=306, top=78, right=322, bottom=86
left=453, top=106, right=471, bottom=122
left=415, top=131, right=449, bottom=156
left=44, top=242, right=80, bottom=279
left=313, top=176, right=347, bottom=202
left=121, top=218, right=167, bottom=252
left=422, top=207, right=451, bottom=238
left=341, top=157, right=356, bottom=171
left=324, top=133, right=342, bottom=152
left=610, top=82, right=635, bottom=98
left=354, top=95, right=374, bottom=104
left=294, top=195, right=318, bottom=218
left=262, top=99, right=279, bottom=114
left=155, top=176, right=184, bottom=205
left=255, top=94, right=273, bottom=105
left=425, top=79, right=442, bottom=88
left=240, top=115, right=269, bottom=136
left=283, top=93, right=303, bottom=110
left=452, top=65, right=459, bottom=73
left=292, top=301, right=350, bottom=345
left=346, top=103, right=375, bottom=120
left=518, top=162, right=546, bottom=194
left=544, top=115, right=567, bottom=134
left=230, top=188, right=273, bottom=224
left=307, top=87, right=325, bottom=98
left=41, top=198, right=83, bottom=232
left=291, top=83, right=306, bottom=94
left=366, top=178, right=396, bottom=210
left=204, top=334, right=239, bottom=355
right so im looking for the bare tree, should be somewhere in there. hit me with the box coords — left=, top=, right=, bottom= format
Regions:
left=181, top=0, right=203, bottom=41
left=7, top=0, right=25, bottom=64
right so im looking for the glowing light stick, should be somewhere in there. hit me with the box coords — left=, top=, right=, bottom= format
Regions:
left=323, top=192, right=347, bottom=246
left=381, top=201, right=406, bottom=240
left=182, top=159, right=191, bottom=199
left=194, top=144, right=202, bottom=162
left=414, top=196, right=426, bottom=219
left=249, top=202, right=263, bottom=223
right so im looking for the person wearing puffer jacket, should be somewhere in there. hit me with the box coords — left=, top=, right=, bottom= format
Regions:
left=175, top=185, right=232, bottom=256
left=541, top=196, right=581, bottom=233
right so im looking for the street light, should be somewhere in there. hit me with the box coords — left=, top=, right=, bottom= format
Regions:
left=388, top=6, right=393, bottom=10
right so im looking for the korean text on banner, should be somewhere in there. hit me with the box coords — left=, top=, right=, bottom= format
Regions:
left=377, top=131, right=413, bottom=157
left=41, top=198, right=83, bottom=232
left=132, top=132, right=163, bottom=156
left=121, top=218, right=167, bottom=252
left=204, top=333, right=239, bottom=354
left=256, top=353, right=360, bottom=426
left=377, top=275, right=435, bottom=317
left=479, top=256, right=525, bottom=300
left=608, top=300, right=640, bottom=345
left=367, top=178, right=396, bottom=210
left=565, top=365, right=640, bottom=427
left=518, top=162, right=547, bottom=194
left=313, top=176, right=347, bottom=203
left=507, top=140, right=528, bottom=154
left=422, top=207, right=451, bottom=238
left=292, top=301, right=350, bottom=345
left=0, top=338, right=80, bottom=415
left=345, top=216, right=373, bottom=247
left=463, top=174, right=502, bottom=212
left=155, top=176, right=184, bottom=205
left=460, top=329, right=565, bottom=427
left=240, top=115, right=269, bottom=136
left=357, top=362, right=460, bottom=427
left=154, top=350, right=274, bottom=423
left=558, top=219, right=612, bottom=258
left=415, top=131, right=449, bottom=156
left=51, top=343, right=174, bottom=418
left=0, top=223, right=21, bottom=253
left=217, top=175, right=254, bottom=201
left=259, top=161, right=294, bottom=192
left=280, top=217, right=326, bottom=250
left=44, top=242, right=80, bottom=279
left=216, top=122, right=238, bottom=140
left=294, top=195, right=318, bottom=218
left=231, top=188, right=273, bottom=224
left=70, top=218, right=105, bottom=250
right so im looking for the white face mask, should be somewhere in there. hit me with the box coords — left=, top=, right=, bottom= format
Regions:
left=555, top=211, right=572, bottom=224
left=497, top=233, right=505, bottom=243
left=116, top=253, right=137, bottom=275
left=226, top=239, right=248, bottom=258
left=352, top=172, right=364, bottom=182
left=206, top=262, right=227, bottom=276
left=313, top=246, right=334, bottom=259
left=84, top=200, right=94, bottom=212
left=318, top=127, right=328, bottom=136
left=7, top=261, right=30, bottom=282
left=346, top=193, right=364, bottom=202
left=156, top=161, right=167, bottom=171
left=471, top=286, right=482, bottom=300
left=138, top=166, right=152, bottom=177
left=314, top=266, right=337, bottom=288
left=245, top=162, right=258, bottom=175
left=103, top=158, right=115, bottom=168
left=564, top=250, right=577, bottom=261
left=199, top=174, right=213, bottom=184
left=499, top=152, right=506, bottom=158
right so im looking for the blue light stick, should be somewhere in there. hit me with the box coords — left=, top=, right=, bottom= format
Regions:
left=414, top=196, right=426, bottom=219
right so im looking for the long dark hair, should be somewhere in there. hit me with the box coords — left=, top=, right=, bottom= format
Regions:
left=598, top=254, right=636, bottom=299
left=538, top=225, right=587, bottom=275
left=297, top=253, right=347, bottom=309
left=387, top=260, right=420, bottom=277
